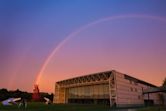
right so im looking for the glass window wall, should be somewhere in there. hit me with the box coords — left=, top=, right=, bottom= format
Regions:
left=68, top=84, right=109, bottom=99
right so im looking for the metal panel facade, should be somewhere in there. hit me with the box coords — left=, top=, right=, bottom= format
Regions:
left=54, top=70, right=160, bottom=107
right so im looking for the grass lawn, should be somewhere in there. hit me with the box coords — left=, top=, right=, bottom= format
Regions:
left=0, top=102, right=110, bottom=111
left=1, top=102, right=166, bottom=111
left=137, top=106, right=166, bottom=111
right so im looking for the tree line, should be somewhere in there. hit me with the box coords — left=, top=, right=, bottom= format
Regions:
left=0, top=88, right=53, bottom=102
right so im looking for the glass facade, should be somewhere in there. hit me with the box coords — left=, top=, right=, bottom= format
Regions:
left=67, top=84, right=109, bottom=99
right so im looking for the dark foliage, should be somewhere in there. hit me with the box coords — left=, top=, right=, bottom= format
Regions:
left=162, top=77, right=166, bottom=87
left=0, top=88, right=53, bottom=102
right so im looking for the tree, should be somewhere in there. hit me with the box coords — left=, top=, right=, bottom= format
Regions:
left=162, top=77, right=166, bottom=87
left=159, top=77, right=166, bottom=106
left=0, top=88, right=9, bottom=101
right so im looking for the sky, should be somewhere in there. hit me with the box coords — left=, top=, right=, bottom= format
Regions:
left=0, top=0, right=166, bottom=93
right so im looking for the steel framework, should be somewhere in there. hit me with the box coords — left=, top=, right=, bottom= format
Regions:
left=56, top=71, right=113, bottom=88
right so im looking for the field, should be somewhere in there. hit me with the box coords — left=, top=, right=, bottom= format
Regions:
left=137, top=106, right=166, bottom=111
left=0, top=102, right=110, bottom=111
left=0, top=102, right=166, bottom=111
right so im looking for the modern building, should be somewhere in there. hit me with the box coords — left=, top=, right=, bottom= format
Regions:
left=54, top=70, right=161, bottom=107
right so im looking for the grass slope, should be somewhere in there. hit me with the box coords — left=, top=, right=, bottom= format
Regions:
left=0, top=102, right=110, bottom=111
left=1, top=102, right=166, bottom=111
left=137, top=106, right=166, bottom=111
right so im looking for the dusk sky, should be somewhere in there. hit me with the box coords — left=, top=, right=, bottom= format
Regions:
left=0, top=0, right=166, bottom=93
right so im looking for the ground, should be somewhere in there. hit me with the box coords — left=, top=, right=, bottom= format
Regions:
left=0, top=102, right=166, bottom=111
left=137, top=106, right=166, bottom=111
left=0, top=102, right=109, bottom=111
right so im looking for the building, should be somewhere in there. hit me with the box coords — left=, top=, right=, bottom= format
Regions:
left=54, top=70, right=161, bottom=107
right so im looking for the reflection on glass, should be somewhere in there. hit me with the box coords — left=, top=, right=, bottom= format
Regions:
left=68, top=84, right=109, bottom=99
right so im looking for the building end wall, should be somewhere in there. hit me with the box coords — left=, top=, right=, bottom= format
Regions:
left=54, top=83, right=66, bottom=103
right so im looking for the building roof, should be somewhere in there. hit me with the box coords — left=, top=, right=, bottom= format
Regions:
left=56, top=70, right=112, bottom=87
left=56, top=70, right=158, bottom=88
left=124, top=74, right=157, bottom=87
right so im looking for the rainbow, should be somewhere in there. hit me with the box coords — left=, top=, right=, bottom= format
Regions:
left=35, top=14, right=166, bottom=85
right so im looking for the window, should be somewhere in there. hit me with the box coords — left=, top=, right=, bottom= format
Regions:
left=141, top=87, right=144, bottom=92
left=130, top=87, right=133, bottom=92
left=138, top=95, right=141, bottom=99
left=134, top=82, right=138, bottom=85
